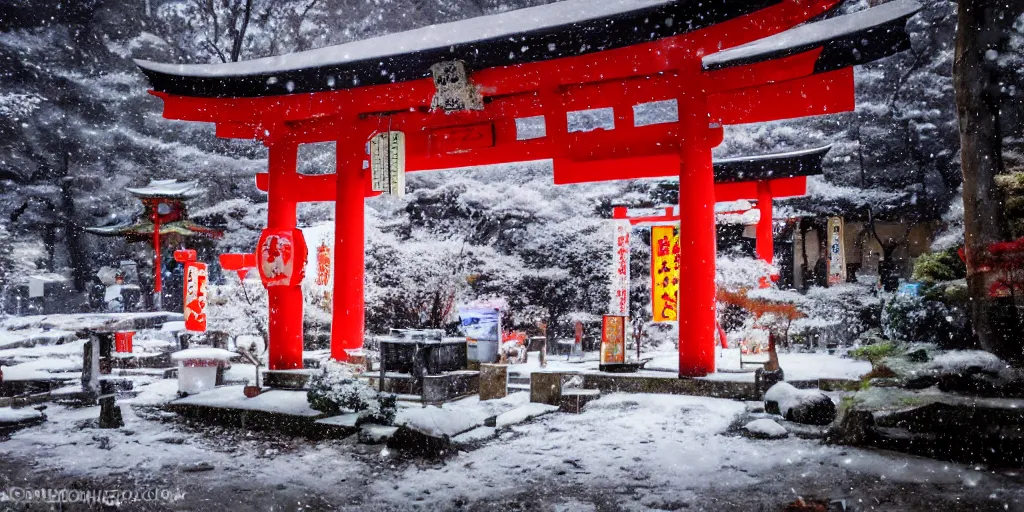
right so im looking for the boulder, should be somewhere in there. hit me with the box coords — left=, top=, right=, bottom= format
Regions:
left=743, top=418, right=789, bottom=439
left=765, top=382, right=836, bottom=426
left=826, top=409, right=876, bottom=446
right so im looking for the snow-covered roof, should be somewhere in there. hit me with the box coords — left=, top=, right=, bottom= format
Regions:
left=135, top=0, right=793, bottom=98
left=125, top=179, right=203, bottom=200
left=714, top=145, right=830, bottom=184
left=704, top=0, right=920, bottom=71
left=170, top=347, right=236, bottom=362
left=780, top=175, right=913, bottom=217
left=84, top=219, right=222, bottom=240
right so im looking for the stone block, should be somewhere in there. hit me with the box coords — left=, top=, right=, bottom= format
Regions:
left=263, top=370, right=311, bottom=390
left=559, top=388, right=601, bottom=414
left=422, top=371, right=479, bottom=404
left=530, top=372, right=566, bottom=406
left=479, top=364, right=508, bottom=401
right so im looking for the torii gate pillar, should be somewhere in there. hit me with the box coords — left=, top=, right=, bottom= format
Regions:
left=265, top=141, right=305, bottom=370
left=756, top=181, right=774, bottom=264
left=676, top=65, right=717, bottom=377
left=331, top=143, right=367, bottom=361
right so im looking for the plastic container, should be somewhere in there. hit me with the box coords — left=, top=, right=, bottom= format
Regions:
left=114, top=331, right=134, bottom=353
left=170, top=347, right=235, bottom=396
left=178, top=365, right=218, bottom=395
left=476, top=339, right=499, bottom=364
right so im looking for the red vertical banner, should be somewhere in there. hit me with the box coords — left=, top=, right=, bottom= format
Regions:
left=183, top=262, right=208, bottom=332
left=651, top=225, right=680, bottom=322
left=600, top=315, right=626, bottom=365
left=315, top=241, right=332, bottom=287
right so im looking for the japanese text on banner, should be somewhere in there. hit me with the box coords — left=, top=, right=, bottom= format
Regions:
left=651, top=225, right=680, bottom=322
left=609, top=220, right=630, bottom=316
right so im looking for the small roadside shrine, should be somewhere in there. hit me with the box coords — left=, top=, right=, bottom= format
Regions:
left=86, top=179, right=222, bottom=310
left=135, top=0, right=919, bottom=378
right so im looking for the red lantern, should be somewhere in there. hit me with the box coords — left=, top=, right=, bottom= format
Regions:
left=257, top=229, right=308, bottom=287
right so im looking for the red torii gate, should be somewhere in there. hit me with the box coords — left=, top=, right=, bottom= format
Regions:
left=136, top=0, right=918, bottom=377
left=612, top=145, right=830, bottom=265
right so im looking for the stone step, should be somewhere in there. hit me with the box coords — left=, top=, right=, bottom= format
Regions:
left=560, top=388, right=601, bottom=414
left=507, top=383, right=530, bottom=393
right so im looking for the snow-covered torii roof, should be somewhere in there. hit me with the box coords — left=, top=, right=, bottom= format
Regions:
left=136, top=0, right=829, bottom=98
left=125, top=179, right=204, bottom=200
left=714, top=145, right=829, bottom=184
left=704, top=0, right=920, bottom=71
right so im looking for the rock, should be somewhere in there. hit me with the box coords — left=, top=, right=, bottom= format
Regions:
left=764, top=382, right=837, bottom=426
left=904, top=374, right=938, bottom=389
left=157, top=435, right=186, bottom=445
left=868, top=378, right=902, bottom=388
left=905, top=348, right=930, bottom=363
left=358, top=424, right=398, bottom=444
left=743, top=418, right=789, bottom=439
left=181, top=461, right=214, bottom=473
left=826, top=409, right=876, bottom=446
left=936, top=366, right=1024, bottom=397
left=754, top=368, right=785, bottom=399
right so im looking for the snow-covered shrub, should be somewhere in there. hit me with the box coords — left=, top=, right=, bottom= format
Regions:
left=912, top=248, right=966, bottom=284
left=306, top=361, right=397, bottom=425
left=881, top=293, right=970, bottom=348
left=206, top=276, right=269, bottom=352
left=792, top=284, right=882, bottom=346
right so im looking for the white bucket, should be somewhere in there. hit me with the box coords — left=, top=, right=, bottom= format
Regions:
left=178, top=364, right=217, bottom=395
left=476, top=340, right=499, bottom=364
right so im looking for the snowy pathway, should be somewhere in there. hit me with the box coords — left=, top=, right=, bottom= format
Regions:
left=0, top=381, right=1018, bottom=510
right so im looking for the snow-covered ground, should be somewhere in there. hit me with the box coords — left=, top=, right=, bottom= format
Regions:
left=0, top=312, right=182, bottom=384
left=508, top=348, right=870, bottom=383
left=0, top=381, right=1019, bottom=510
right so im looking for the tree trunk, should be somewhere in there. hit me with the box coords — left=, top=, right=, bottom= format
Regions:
left=229, top=0, right=253, bottom=62
left=954, top=0, right=1023, bottom=362
left=60, top=176, right=88, bottom=292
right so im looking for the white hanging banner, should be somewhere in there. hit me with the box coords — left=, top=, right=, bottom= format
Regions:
left=369, top=131, right=406, bottom=197
left=609, top=219, right=631, bottom=316
left=827, top=216, right=846, bottom=286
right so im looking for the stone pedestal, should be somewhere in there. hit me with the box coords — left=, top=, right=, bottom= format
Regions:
left=530, top=372, right=566, bottom=406
left=479, top=364, right=508, bottom=401
left=263, top=369, right=311, bottom=389
left=98, top=396, right=124, bottom=428
left=423, top=371, right=479, bottom=404
left=81, top=339, right=100, bottom=402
